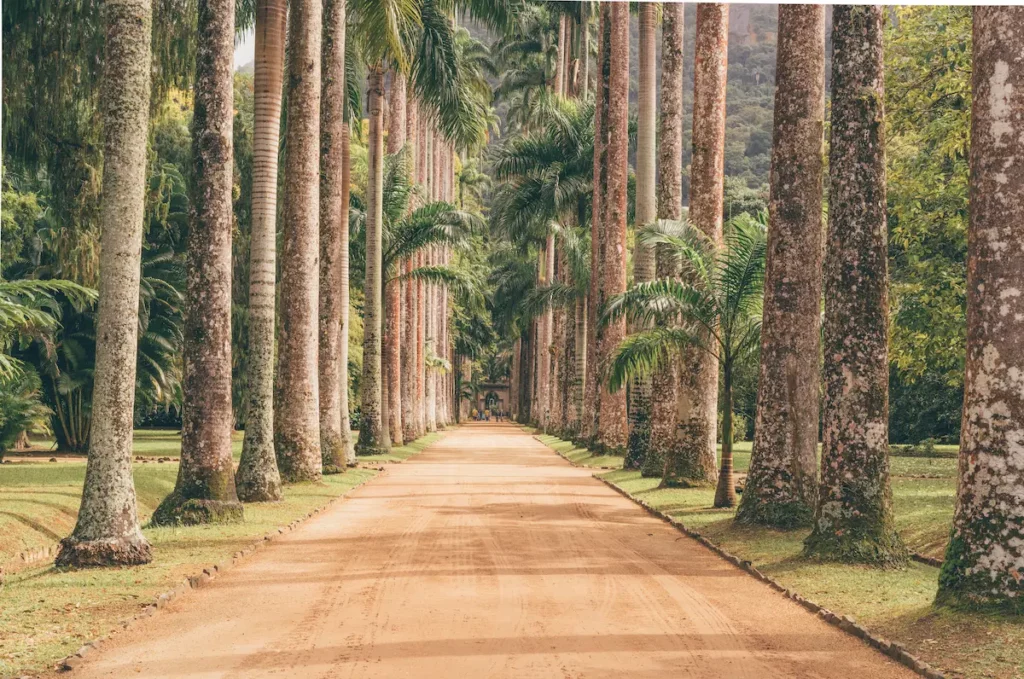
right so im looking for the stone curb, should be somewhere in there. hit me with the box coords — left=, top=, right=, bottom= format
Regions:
left=53, top=467, right=389, bottom=674
left=593, top=475, right=948, bottom=679
left=532, top=435, right=618, bottom=471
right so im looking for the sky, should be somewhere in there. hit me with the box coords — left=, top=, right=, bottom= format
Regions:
left=234, top=29, right=255, bottom=70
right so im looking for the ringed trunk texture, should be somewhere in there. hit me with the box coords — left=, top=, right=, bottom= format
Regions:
left=385, top=72, right=407, bottom=446
left=663, top=2, right=726, bottom=488
left=625, top=2, right=657, bottom=471
left=357, top=65, right=390, bottom=454
left=584, top=4, right=609, bottom=444
left=937, top=6, right=1024, bottom=612
left=57, top=0, right=154, bottom=566
left=317, top=0, right=347, bottom=474
left=804, top=6, right=906, bottom=566
left=645, top=1, right=685, bottom=480
left=595, top=2, right=629, bottom=454
left=736, top=4, right=825, bottom=529
left=273, top=0, right=324, bottom=481
left=401, top=97, right=420, bottom=441
left=338, top=123, right=354, bottom=464
left=153, top=0, right=243, bottom=526
left=540, top=236, right=555, bottom=430
left=237, top=0, right=287, bottom=501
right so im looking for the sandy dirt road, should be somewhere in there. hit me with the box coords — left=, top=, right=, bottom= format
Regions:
left=58, top=423, right=915, bottom=679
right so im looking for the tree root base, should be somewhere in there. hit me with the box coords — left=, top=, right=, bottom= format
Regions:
left=55, top=535, right=153, bottom=569
left=151, top=496, right=245, bottom=527
left=803, top=529, right=909, bottom=568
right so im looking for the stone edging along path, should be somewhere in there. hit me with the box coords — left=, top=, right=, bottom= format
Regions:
left=533, top=433, right=948, bottom=679
left=54, top=428, right=450, bottom=673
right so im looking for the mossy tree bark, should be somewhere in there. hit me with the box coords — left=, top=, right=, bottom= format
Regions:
left=317, top=0, right=347, bottom=474
left=595, top=2, right=629, bottom=454
left=663, top=2, right=726, bottom=489
left=273, top=0, right=323, bottom=481
left=237, top=0, right=286, bottom=502
left=385, top=72, right=406, bottom=446
left=357, top=64, right=390, bottom=455
left=937, top=6, right=1024, bottom=612
left=584, top=4, right=609, bottom=444
left=736, top=5, right=824, bottom=529
left=625, top=2, right=657, bottom=471
left=804, top=5, right=906, bottom=566
left=153, top=0, right=244, bottom=526
left=56, top=0, right=154, bottom=566
left=645, top=1, right=685, bottom=481
left=337, top=121, right=355, bottom=465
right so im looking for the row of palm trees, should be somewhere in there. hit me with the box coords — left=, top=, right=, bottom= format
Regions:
left=54, top=0, right=501, bottom=567
left=497, top=3, right=1023, bottom=612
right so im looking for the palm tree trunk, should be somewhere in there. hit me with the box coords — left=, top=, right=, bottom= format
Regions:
left=663, top=2, right=726, bottom=488
left=237, top=0, right=287, bottom=501
left=385, top=72, right=406, bottom=445
left=317, top=0, right=348, bottom=474
left=356, top=63, right=390, bottom=455
left=938, top=6, right=1024, bottom=610
left=416, top=246, right=426, bottom=435
left=585, top=3, right=609, bottom=443
left=401, top=97, right=420, bottom=441
left=713, top=359, right=736, bottom=507
left=737, top=5, right=824, bottom=528
left=595, top=1, right=629, bottom=454
left=56, top=0, right=154, bottom=566
left=272, top=0, right=324, bottom=480
left=153, top=0, right=244, bottom=524
left=549, top=247, right=565, bottom=433
left=338, top=122, right=354, bottom=464
left=540, top=235, right=554, bottom=429
left=625, top=1, right=657, bottom=470
left=554, top=13, right=567, bottom=96
left=645, top=1, right=684, bottom=480
left=804, top=5, right=906, bottom=566
left=580, top=4, right=589, bottom=100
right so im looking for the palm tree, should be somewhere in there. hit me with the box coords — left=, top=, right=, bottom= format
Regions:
left=274, top=0, right=324, bottom=481
left=317, top=0, right=348, bottom=474
left=804, top=5, right=907, bottom=566
left=937, top=6, right=1024, bottom=611
left=236, top=0, right=287, bottom=501
left=625, top=0, right=657, bottom=471
left=605, top=215, right=766, bottom=509
left=736, top=5, right=825, bottom=529
left=54, top=0, right=153, bottom=565
left=646, top=0, right=684, bottom=479
left=153, top=0, right=243, bottom=525
left=670, top=1, right=728, bottom=486
left=595, top=1, right=629, bottom=454
left=401, top=95, right=421, bottom=443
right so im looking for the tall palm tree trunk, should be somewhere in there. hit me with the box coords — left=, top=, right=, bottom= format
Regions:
left=645, top=1, right=684, bottom=480
left=938, top=6, right=1024, bottom=610
left=273, top=0, right=324, bottom=479
left=663, top=2, right=726, bottom=488
left=596, top=1, right=629, bottom=453
left=338, top=122, right=354, bottom=464
left=401, top=97, right=420, bottom=441
left=625, top=1, right=657, bottom=470
left=804, top=6, right=906, bottom=565
left=57, top=0, right=154, bottom=566
left=737, top=5, right=824, bottom=527
left=540, top=235, right=554, bottom=429
left=415, top=114, right=428, bottom=436
left=317, top=0, right=348, bottom=474
left=237, top=0, right=287, bottom=501
left=585, top=3, right=610, bottom=443
left=357, top=64, right=390, bottom=455
left=385, top=72, right=406, bottom=445
left=153, top=0, right=244, bottom=524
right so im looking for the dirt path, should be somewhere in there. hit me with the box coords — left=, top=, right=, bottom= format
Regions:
left=58, top=424, right=915, bottom=679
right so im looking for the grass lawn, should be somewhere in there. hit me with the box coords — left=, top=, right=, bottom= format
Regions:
left=21, top=429, right=244, bottom=460
left=578, top=446, right=1020, bottom=679
left=0, top=462, right=378, bottom=678
left=356, top=431, right=445, bottom=463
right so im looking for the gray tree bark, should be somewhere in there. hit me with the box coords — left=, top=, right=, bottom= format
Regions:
left=237, top=0, right=287, bottom=502
left=804, top=5, right=906, bottom=566
left=153, top=0, right=244, bottom=525
left=937, top=6, right=1024, bottom=611
left=401, top=97, right=420, bottom=442
left=357, top=64, right=390, bottom=454
left=595, top=2, right=629, bottom=454
left=57, top=0, right=154, bottom=566
left=385, top=72, right=406, bottom=445
left=625, top=2, right=657, bottom=470
left=736, top=4, right=824, bottom=529
left=273, top=0, right=324, bottom=481
left=663, top=2, right=726, bottom=488
left=317, top=0, right=347, bottom=474
left=645, top=1, right=684, bottom=480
